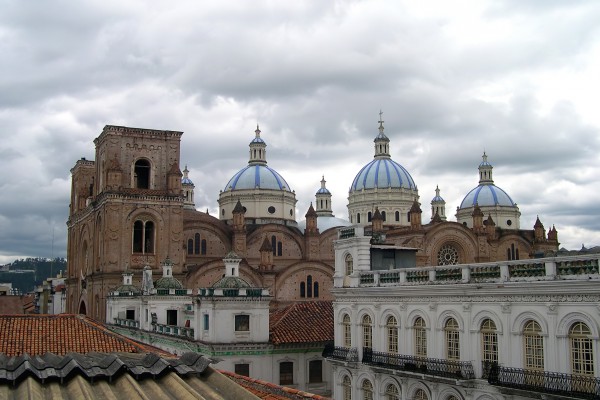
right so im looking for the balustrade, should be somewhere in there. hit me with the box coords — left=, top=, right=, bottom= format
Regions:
left=487, top=363, right=600, bottom=399
left=362, top=348, right=475, bottom=380
left=153, top=323, right=195, bottom=339
left=322, top=344, right=359, bottom=362
left=356, top=255, right=600, bottom=287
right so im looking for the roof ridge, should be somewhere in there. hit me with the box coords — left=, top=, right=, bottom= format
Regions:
left=269, top=303, right=297, bottom=330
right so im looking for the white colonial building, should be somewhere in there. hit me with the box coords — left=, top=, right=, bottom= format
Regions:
left=106, top=254, right=333, bottom=396
left=326, top=225, right=600, bottom=400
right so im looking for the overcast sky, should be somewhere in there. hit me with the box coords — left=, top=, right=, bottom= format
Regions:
left=1, top=0, right=599, bottom=264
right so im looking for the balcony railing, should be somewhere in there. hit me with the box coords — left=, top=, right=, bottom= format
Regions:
left=356, top=254, right=600, bottom=287
left=114, top=318, right=140, bottom=328
left=153, top=323, right=195, bottom=339
left=487, top=363, right=600, bottom=399
left=362, top=348, right=475, bottom=380
left=322, top=344, right=359, bottom=362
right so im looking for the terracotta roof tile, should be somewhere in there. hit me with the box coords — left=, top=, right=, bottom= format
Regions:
left=269, top=301, right=333, bottom=345
left=221, top=370, right=329, bottom=400
left=0, top=314, right=170, bottom=357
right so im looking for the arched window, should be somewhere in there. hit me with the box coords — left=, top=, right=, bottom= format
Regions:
left=307, top=275, right=313, bottom=297
left=201, top=239, right=207, bottom=255
left=342, top=375, right=352, bottom=400
left=357, top=213, right=361, bottom=224
left=445, top=318, right=460, bottom=360
left=187, top=239, right=193, bottom=255
left=361, top=379, right=373, bottom=400
left=385, top=384, right=399, bottom=400
left=345, top=254, right=353, bottom=276
left=277, top=241, right=282, bottom=256
left=194, top=233, right=200, bottom=255
left=134, top=159, right=150, bottom=189
left=343, top=314, right=352, bottom=348
left=524, top=320, right=544, bottom=370
left=386, top=316, right=398, bottom=353
left=570, top=322, right=594, bottom=376
left=395, top=211, right=400, bottom=222
left=362, top=315, right=372, bottom=349
left=481, top=319, right=498, bottom=369
left=300, top=282, right=306, bottom=298
left=133, top=220, right=154, bottom=254
left=314, top=281, right=319, bottom=297
left=414, top=317, right=427, bottom=357
left=414, top=389, right=428, bottom=400
left=381, top=211, right=386, bottom=221
left=368, top=212, right=372, bottom=222
left=271, top=236, right=277, bottom=256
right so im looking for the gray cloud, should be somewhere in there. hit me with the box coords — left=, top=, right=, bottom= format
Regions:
left=1, top=0, right=600, bottom=263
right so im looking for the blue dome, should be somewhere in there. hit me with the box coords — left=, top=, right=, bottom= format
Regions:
left=350, top=158, right=417, bottom=192
left=224, top=165, right=292, bottom=192
left=316, top=187, right=331, bottom=195
left=432, top=194, right=444, bottom=202
left=182, top=177, right=194, bottom=185
left=250, top=137, right=265, bottom=144
left=460, top=184, right=515, bottom=208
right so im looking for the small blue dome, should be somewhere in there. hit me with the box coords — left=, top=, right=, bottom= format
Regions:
left=350, top=158, right=417, bottom=192
left=316, top=187, right=331, bottom=195
left=432, top=194, right=444, bottom=202
left=224, top=165, right=292, bottom=192
left=250, top=137, right=265, bottom=144
left=182, top=177, right=194, bottom=185
left=460, top=184, right=515, bottom=208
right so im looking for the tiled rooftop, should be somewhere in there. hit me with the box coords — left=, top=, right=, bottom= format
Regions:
left=269, top=301, right=333, bottom=345
left=222, top=370, right=329, bottom=400
left=0, top=314, right=169, bottom=356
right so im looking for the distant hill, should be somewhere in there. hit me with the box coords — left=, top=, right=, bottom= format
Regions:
left=0, top=257, right=67, bottom=294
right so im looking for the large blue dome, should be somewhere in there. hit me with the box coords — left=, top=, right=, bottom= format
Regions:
left=350, top=158, right=417, bottom=192
left=224, top=165, right=292, bottom=192
left=459, top=184, right=515, bottom=208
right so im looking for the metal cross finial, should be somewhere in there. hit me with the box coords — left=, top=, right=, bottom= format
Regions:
left=378, top=110, right=384, bottom=124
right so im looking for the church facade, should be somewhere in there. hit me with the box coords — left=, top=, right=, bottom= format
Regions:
left=66, top=119, right=559, bottom=321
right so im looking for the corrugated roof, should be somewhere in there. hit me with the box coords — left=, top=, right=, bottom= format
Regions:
left=269, top=301, right=333, bottom=345
left=0, top=352, right=259, bottom=400
left=0, top=314, right=170, bottom=356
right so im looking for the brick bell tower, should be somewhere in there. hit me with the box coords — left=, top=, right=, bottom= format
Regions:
left=67, top=125, right=185, bottom=321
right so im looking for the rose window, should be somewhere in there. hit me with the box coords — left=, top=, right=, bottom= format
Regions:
left=438, top=244, right=459, bottom=265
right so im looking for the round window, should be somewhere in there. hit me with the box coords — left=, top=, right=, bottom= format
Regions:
left=507, top=219, right=512, bottom=226
left=268, top=206, right=276, bottom=214
left=437, top=244, right=459, bottom=266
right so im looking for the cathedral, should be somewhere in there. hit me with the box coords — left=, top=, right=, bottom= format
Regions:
left=66, top=119, right=558, bottom=319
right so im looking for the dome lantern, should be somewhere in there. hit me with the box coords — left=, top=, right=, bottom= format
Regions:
left=374, top=111, right=390, bottom=158
left=249, top=125, right=267, bottom=165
